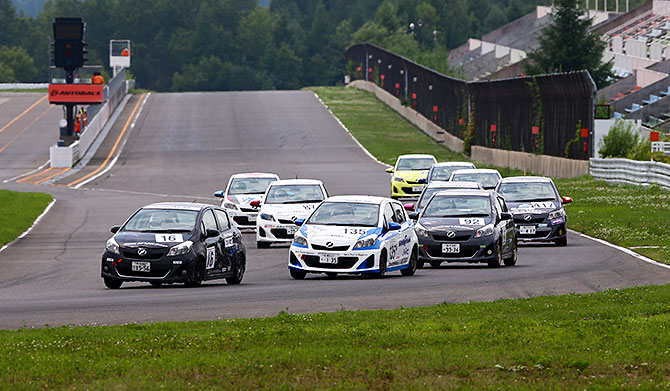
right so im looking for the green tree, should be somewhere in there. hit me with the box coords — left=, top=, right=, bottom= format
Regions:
left=524, top=0, right=613, bottom=88
left=0, top=45, right=37, bottom=82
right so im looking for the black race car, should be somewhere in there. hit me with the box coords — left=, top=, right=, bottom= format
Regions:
left=101, top=202, right=246, bottom=289
left=410, top=189, right=517, bottom=268
left=495, top=176, right=572, bottom=246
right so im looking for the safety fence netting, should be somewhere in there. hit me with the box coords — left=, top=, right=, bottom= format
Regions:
left=344, top=43, right=596, bottom=160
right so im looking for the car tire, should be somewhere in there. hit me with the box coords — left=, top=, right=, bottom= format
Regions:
left=488, top=242, right=504, bottom=268
left=375, top=252, right=387, bottom=278
left=503, top=242, right=517, bottom=267
left=417, top=259, right=425, bottom=269
left=555, top=236, right=567, bottom=247
left=290, top=268, right=307, bottom=280
left=104, top=277, right=123, bottom=289
left=401, top=248, right=417, bottom=276
left=429, top=261, right=441, bottom=268
left=325, top=272, right=338, bottom=278
left=226, top=252, right=245, bottom=285
left=256, top=241, right=271, bottom=249
left=149, top=281, right=163, bottom=287
left=185, top=260, right=205, bottom=287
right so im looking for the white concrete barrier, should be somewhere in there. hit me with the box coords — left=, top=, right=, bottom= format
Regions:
left=590, top=158, right=670, bottom=190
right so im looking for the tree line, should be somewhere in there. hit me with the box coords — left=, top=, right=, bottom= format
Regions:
left=0, top=0, right=648, bottom=91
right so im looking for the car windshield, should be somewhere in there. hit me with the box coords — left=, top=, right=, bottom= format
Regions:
left=430, top=165, right=473, bottom=181
left=228, top=177, right=277, bottom=195
left=307, top=202, right=379, bottom=227
left=498, top=182, right=557, bottom=202
left=451, top=173, right=500, bottom=188
left=265, top=184, right=325, bottom=204
left=423, top=195, right=491, bottom=218
left=397, top=158, right=434, bottom=171
left=418, top=187, right=452, bottom=210
left=123, top=209, right=198, bottom=232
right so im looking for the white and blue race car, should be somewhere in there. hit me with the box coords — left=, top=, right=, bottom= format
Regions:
left=288, top=196, right=418, bottom=279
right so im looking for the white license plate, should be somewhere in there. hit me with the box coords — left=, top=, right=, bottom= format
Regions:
left=412, top=185, right=424, bottom=192
left=131, top=261, right=150, bottom=272
left=442, top=243, right=460, bottom=253
left=319, top=256, right=338, bottom=264
left=519, top=226, right=536, bottom=235
left=286, top=226, right=297, bottom=235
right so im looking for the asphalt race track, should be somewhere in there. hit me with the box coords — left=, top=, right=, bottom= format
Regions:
left=1, top=90, right=669, bottom=329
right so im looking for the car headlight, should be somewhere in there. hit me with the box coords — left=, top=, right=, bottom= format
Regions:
left=260, top=213, right=275, bottom=221
left=474, top=224, right=495, bottom=238
left=167, top=241, right=193, bottom=257
left=415, top=223, right=429, bottom=238
left=105, top=237, right=119, bottom=255
left=393, top=176, right=405, bottom=182
left=223, top=202, right=238, bottom=210
left=293, top=235, right=308, bottom=247
left=548, top=209, right=565, bottom=220
left=353, top=235, right=377, bottom=249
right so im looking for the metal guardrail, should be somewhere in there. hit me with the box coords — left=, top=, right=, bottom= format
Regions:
left=86, top=69, right=125, bottom=119
left=652, top=141, right=670, bottom=155
left=590, top=158, right=670, bottom=189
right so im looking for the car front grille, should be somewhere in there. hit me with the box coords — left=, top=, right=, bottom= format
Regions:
left=425, top=245, right=478, bottom=258
left=311, top=244, right=350, bottom=251
left=278, top=219, right=295, bottom=225
left=233, top=216, right=254, bottom=226
left=401, top=186, right=423, bottom=194
left=121, top=248, right=166, bottom=260
left=431, top=232, right=472, bottom=241
left=240, top=207, right=256, bottom=213
left=513, top=215, right=546, bottom=224
left=303, top=255, right=359, bottom=269
left=115, top=262, right=172, bottom=278
left=270, top=228, right=294, bottom=239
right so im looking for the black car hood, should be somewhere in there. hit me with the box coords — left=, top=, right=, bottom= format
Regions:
left=114, top=231, right=194, bottom=248
left=419, top=216, right=493, bottom=231
left=506, top=200, right=559, bottom=214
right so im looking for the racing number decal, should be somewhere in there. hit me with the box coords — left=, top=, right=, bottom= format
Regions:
left=155, top=233, right=184, bottom=243
left=206, top=247, right=216, bottom=269
left=343, top=228, right=367, bottom=235
left=224, top=235, right=234, bottom=247
left=389, top=244, right=398, bottom=262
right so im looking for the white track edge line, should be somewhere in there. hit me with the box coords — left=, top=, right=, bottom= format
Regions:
left=568, top=228, right=670, bottom=270
left=3, top=159, right=50, bottom=183
left=0, top=199, right=56, bottom=254
left=312, top=92, right=391, bottom=168
left=73, top=93, right=150, bottom=189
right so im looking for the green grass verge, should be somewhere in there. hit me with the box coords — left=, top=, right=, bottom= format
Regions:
left=0, top=190, right=53, bottom=248
left=311, top=86, right=670, bottom=265
left=1, top=286, right=669, bottom=389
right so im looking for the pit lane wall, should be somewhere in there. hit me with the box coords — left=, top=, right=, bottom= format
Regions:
left=348, top=79, right=589, bottom=178
left=590, top=158, right=670, bottom=190
left=50, top=69, right=128, bottom=168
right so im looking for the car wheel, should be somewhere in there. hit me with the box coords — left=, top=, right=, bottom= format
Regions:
left=149, top=281, right=163, bottom=287
left=504, top=242, right=517, bottom=267
left=401, top=248, right=417, bottom=276
left=325, top=272, right=338, bottom=278
left=290, top=268, right=307, bottom=280
left=185, top=260, right=205, bottom=287
left=104, top=277, right=123, bottom=289
left=488, top=242, right=503, bottom=268
left=429, top=261, right=441, bottom=268
left=256, top=241, right=271, bottom=249
left=226, top=252, right=245, bottom=285
left=375, top=252, right=387, bottom=278
left=555, top=236, right=567, bottom=247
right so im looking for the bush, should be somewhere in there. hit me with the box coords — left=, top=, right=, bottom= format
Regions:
left=628, top=138, right=651, bottom=161
left=599, top=119, right=638, bottom=158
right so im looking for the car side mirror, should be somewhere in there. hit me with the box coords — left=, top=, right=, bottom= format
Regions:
left=110, top=226, right=120, bottom=234
left=294, top=218, right=305, bottom=226
left=388, top=222, right=402, bottom=231
left=250, top=200, right=261, bottom=207
left=404, top=203, right=415, bottom=211
left=562, top=196, right=573, bottom=205
left=408, top=212, right=419, bottom=220
left=501, top=212, right=512, bottom=220
left=213, top=190, right=225, bottom=198
left=206, top=229, right=220, bottom=238
left=386, top=167, right=393, bottom=173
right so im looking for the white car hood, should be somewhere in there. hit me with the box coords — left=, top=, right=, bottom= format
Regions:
left=228, top=193, right=265, bottom=207
left=260, top=203, right=320, bottom=220
left=301, top=225, right=379, bottom=247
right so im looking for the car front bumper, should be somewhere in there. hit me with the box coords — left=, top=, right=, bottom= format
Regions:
left=101, top=251, right=198, bottom=283
left=391, top=180, right=425, bottom=198
left=418, top=235, right=498, bottom=264
left=225, top=207, right=258, bottom=230
left=289, top=245, right=393, bottom=274
left=257, top=220, right=300, bottom=243
left=515, top=220, right=567, bottom=243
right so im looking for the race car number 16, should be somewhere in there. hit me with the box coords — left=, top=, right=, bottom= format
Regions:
left=155, top=233, right=184, bottom=243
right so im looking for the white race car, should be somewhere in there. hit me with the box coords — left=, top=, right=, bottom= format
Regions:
left=214, top=173, right=279, bottom=230
left=255, top=179, right=328, bottom=248
left=288, top=195, right=418, bottom=279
